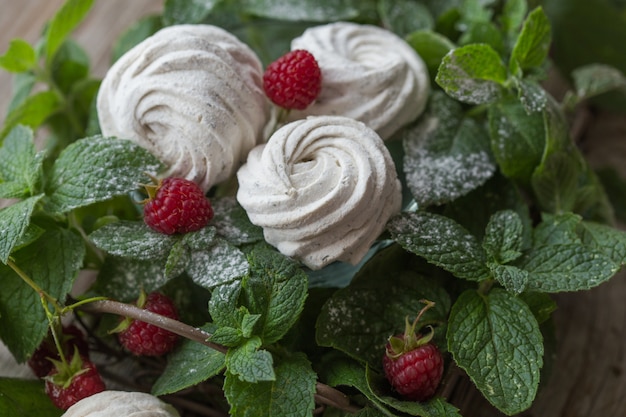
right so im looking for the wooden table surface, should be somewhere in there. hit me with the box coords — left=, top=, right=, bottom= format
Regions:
left=1, top=1, right=625, bottom=416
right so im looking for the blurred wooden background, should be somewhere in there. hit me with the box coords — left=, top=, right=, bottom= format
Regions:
left=1, top=1, right=625, bottom=416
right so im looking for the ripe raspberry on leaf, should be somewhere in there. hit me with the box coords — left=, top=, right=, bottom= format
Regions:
left=143, top=176, right=214, bottom=235
left=115, top=291, right=180, bottom=356
left=382, top=300, right=444, bottom=402
left=263, top=49, right=322, bottom=110
left=45, top=352, right=105, bottom=410
left=28, top=324, right=89, bottom=378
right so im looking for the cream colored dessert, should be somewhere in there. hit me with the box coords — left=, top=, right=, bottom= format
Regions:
left=97, top=24, right=272, bottom=192
left=237, top=116, right=402, bottom=270
left=287, top=22, right=430, bottom=140
left=62, top=391, right=180, bottom=417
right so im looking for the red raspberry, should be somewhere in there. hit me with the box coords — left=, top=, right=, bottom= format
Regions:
left=383, top=340, right=443, bottom=401
left=29, top=324, right=89, bottom=378
left=382, top=301, right=444, bottom=401
left=45, top=355, right=105, bottom=410
left=143, top=177, right=213, bottom=235
left=263, top=49, right=322, bottom=110
left=117, top=292, right=180, bottom=356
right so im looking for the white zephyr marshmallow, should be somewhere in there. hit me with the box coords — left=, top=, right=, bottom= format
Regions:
left=62, top=391, right=180, bottom=417
left=287, top=22, right=430, bottom=140
left=97, top=24, right=272, bottom=191
left=237, top=115, right=402, bottom=270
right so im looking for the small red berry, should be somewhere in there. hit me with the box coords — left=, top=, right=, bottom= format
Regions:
left=382, top=301, right=444, bottom=402
left=143, top=177, right=213, bottom=235
left=117, top=292, right=180, bottom=356
left=263, top=49, right=322, bottom=110
left=45, top=355, right=105, bottom=410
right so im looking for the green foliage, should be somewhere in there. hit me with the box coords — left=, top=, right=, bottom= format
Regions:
left=0, top=39, right=37, bottom=73
left=447, top=289, right=543, bottom=415
left=0, top=378, right=63, bottom=417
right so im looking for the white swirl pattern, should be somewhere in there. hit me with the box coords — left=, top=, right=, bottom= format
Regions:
left=97, top=24, right=272, bottom=191
left=237, top=116, right=402, bottom=270
left=287, top=22, right=430, bottom=140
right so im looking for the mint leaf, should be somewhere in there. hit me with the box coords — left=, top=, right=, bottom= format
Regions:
left=152, top=325, right=226, bottom=396
left=518, top=292, right=557, bottom=325
left=94, top=256, right=168, bottom=302
left=224, top=352, right=316, bottom=417
left=501, top=0, right=528, bottom=48
left=0, top=91, right=61, bottom=141
left=0, top=39, right=36, bottom=72
left=186, top=238, right=248, bottom=289
left=367, top=367, right=462, bottom=417
left=520, top=243, right=618, bottom=293
left=45, top=136, right=161, bottom=214
left=516, top=78, right=548, bottom=113
left=490, top=263, right=529, bottom=294
left=0, top=125, right=44, bottom=198
left=211, top=197, right=263, bottom=245
left=209, top=281, right=245, bottom=328
left=571, top=64, right=626, bottom=102
left=89, top=221, right=175, bottom=260
left=509, top=7, right=551, bottom=75
left=0, top=228, right=85, bottom=362
left=577, top=220, right=626, bottom=266
left=0, top=378, right=63, bottom=417
left=378, top=0, right=434, bottom=36
left=317, top=245, right=450, bottom=368
left=532, top=212, right=581, bottom=247
left=226, top=336, right=275, bottom=383
left=44, top=0, right=95, bottom=61
left=112, top=15, right=163, bottom=62
left=162, top=0, right=222, bottom=25
left=405, top=30, right=455, bottom=82
left=0, top=195, right=43, bottom=264
left=436, top=44, right=508, bottom=104
left=482, top=210, right=524, bottom=264
left=458, top=21, right=504, bottom=54
left=488, top=96, right=546, bottom=182
left=243, top=247, right=308, bottom=345
left=388, top=212, right=490, bottom=281
left=243, top=0, right=359, bottom=22
left=403, top=92, right=495, bottom=207
left=530, top=151, right=580, bottom=214
left=447, top=289, right=543, bottom=415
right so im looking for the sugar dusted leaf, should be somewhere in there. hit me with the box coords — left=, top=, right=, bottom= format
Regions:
left=45, top=136, right=161, bottom=214
left=572, top=64, right=626, bottom=100
left=0, top=228, right=85, bottom=362
left=403, top=92, right=495, bottom=207
left=488, top=96, right=546, bottom=182
left=509, top=6, right=551, bottom=75
left=516, top=78, right=548, bottom=113
left=165, top=240, right=190, bottom=279
left=447, top=289, right=543, bottom=415
left=482, top=210, right=524, bottom=264
left=211, top=197, right=263, bottom=245
left=317, top=245, right=450, bottom=368
left=388, top=211, right=490, bottom=281
left=94, top=256, right=168, bottom=301
left=89, top=221, right=176, bottom=260
left=436, top=44, right=508, bottom=104
left=224, top=353, right=316, bottom=417
left=226, top=336, right=275, bottom=383
left=162, top=0, right=219, bottom=25
left=0, top=195, right=43, bottom=264
left=186, top=238, right=248, bottom=289
left=490, top=263, right=529, bottom=294
left=152, top=325, right=226, bottom=396
left=0, top=39, right=36, bottom=73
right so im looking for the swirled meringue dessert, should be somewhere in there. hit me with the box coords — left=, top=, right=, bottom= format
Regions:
left=97, top=24, right=272, bottom=191
left=237, top=115, right=402, bottom=270
left=286, top=22, right=430, bottom=140
left=62, top=391, right=180, bottom=417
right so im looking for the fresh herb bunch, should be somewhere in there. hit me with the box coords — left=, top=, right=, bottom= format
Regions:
left=1, top=0, right=626, bottom=416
